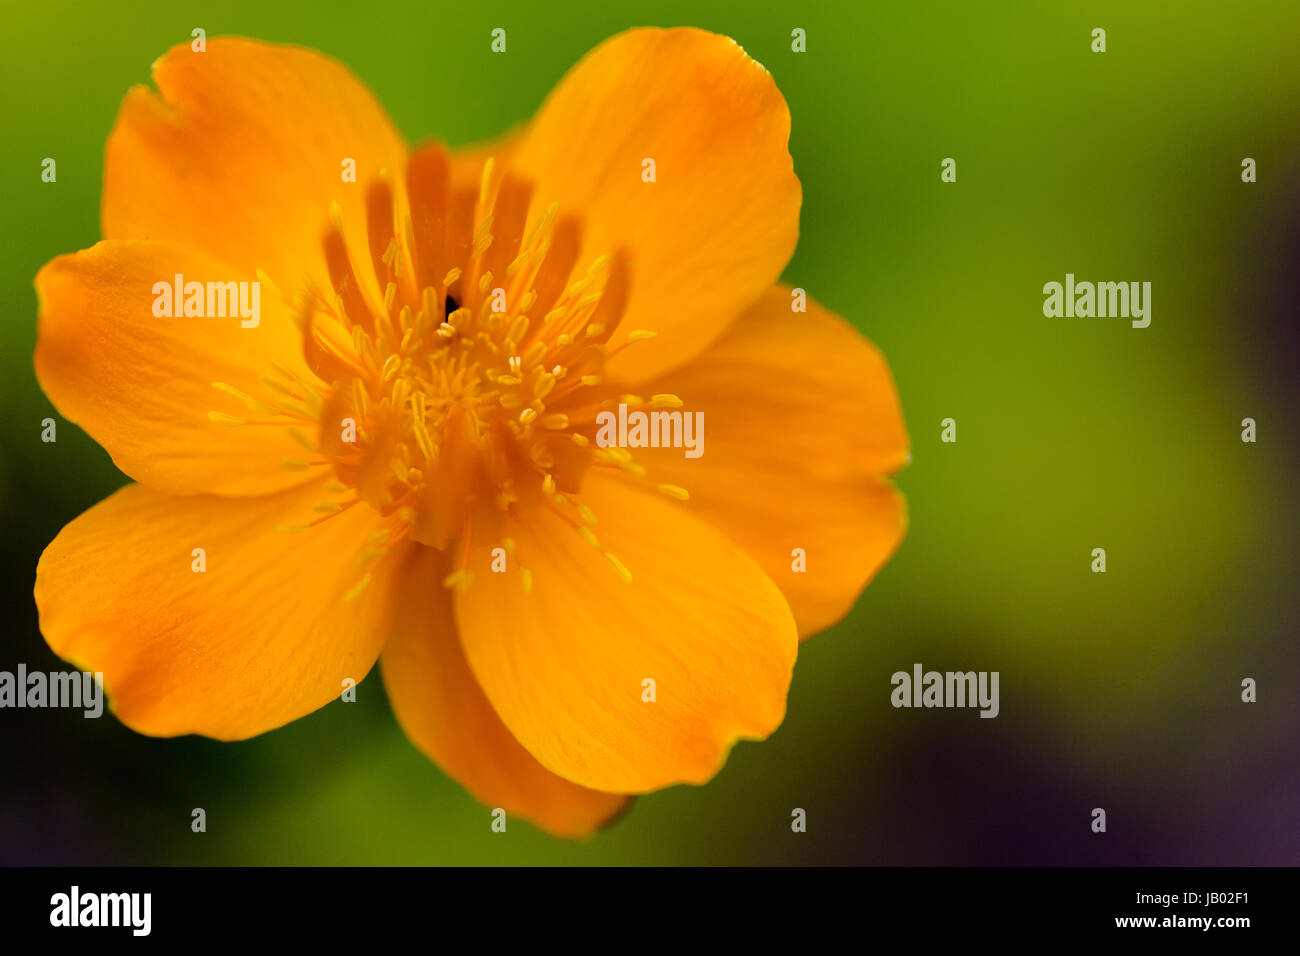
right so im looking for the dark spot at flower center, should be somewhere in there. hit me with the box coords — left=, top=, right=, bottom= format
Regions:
left=445, top=294, right=459, bottom=318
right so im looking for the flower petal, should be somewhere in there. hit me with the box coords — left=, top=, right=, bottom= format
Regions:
left=454, top=470, right=798, bottom=794
left=381, top=546, right=628, bottom=838
left=34, top=480, right=400, bottom=740
left=103, top=37, right=406, bottom=292
left=35, top=240, right=317, bottom=496
left=510, top=27, right=801, bottom=382
left=639, top=285, right=909, bottom=638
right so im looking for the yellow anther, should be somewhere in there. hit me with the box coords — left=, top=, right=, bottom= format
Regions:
left=522, top=341, right=546, bottom=368
left=288, top=428, right=317, bottom=452
left=255, top=268, right=282, bottom=301
left=344, top=573, right=373, bottom=602
left=212, top=382, right=255, bottom=406
left=442, top=569, right=475, bottom=592
left=605, top=552, right=633, bottom=583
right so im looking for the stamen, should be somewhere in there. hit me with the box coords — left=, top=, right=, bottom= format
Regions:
left=262, top=161, right=687, bottom=596
left=212, top=382, right=255, bottom=406
left=443, top=569, right=475, bottom=592
left=344, top=573, right=373, bottom=602
left=605, top=552, right=633, bottom=583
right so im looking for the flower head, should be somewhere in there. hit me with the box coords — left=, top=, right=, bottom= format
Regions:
left=33, top=28, right=908, bottom=838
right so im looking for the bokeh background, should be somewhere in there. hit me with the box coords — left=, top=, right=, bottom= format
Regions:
left=1, top=0, right=1296, bottom=864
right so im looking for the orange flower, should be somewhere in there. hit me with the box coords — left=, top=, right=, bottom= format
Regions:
left=32, top=29, right=908, bottom=838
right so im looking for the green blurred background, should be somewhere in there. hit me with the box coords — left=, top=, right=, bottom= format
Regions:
left=2, top=0, right=1297, bottom=864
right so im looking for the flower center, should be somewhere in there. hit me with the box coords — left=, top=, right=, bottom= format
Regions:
left=209, top=148, right=686, bottom=596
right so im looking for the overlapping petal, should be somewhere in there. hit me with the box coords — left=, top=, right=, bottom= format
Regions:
left=454, top=470, right=798, bottom=794
left=103, top=37, right=407, bottom=295
left=640, top=285, right=909, bottom=637
left=35, top=240, right=316, bottom=496
left=35, top=479, right=400, bottom=740
left=509, top=27, right=802, bottom=382
left=381, top=546, right=628, bottom=838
